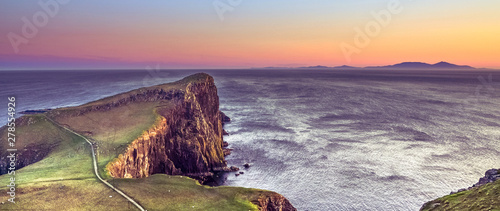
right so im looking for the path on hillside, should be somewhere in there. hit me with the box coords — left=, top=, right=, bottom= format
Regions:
left=46, top=117, right=146, bottom=211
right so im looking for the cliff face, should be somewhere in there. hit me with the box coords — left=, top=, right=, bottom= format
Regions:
left=0, top=116, right=61, bottom=175
left=254, top=192, right=298, bottom=211
left=106, top=74, right=228, bottom=180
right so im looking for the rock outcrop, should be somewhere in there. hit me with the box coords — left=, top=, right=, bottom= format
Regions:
left=450, top=168, right=500, bottom=194
left=473, top=168, right=500, bottom=187
left=0, top=116, right=59, bottom=175
left=254, top=192, right=297, bottom=211
left=421, top=168, right=500, bottom=211
left=106, top=73, right=232, bottom=182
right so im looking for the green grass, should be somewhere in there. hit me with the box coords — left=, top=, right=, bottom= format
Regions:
left=0, top=180, right=134, bottom=211
left=0, top=114, right=93, bottom=182
left=110, top=174, right=262, bottom=211
left=421, top=180, right=500, bottom=211
left=0, top=115, right=132, bottom=210
left=49, top=102, right=161, bottom=179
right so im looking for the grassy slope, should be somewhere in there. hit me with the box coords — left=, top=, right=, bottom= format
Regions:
left=0, top=74, right=275, bottom=210
left=421, top=180, right=500, bottom=211
left=0, top=115, right=132, bottom=210
left=50, top=102, right=161, bottom=179
left=110, top=175, right=263, bottom=211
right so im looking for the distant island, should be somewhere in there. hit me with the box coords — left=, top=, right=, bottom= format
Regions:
left=364, top=61, right=475, bottom=70
left=260, top=61, right=477, bottom=70
left=333, top=65, right=357, bottom=69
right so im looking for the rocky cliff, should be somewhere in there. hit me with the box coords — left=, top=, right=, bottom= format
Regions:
left=106, top=73, right=231, bottom=182
left=254, top=192, right=298, bottom=211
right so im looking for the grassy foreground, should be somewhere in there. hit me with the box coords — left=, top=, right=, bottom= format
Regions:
left=0, top=114, right=271, bottom=210
left=48, top=102, right=161, bottom=179
left=110, top=175, right=262, bottom=211
left=0, top=115, right=132, bottom=210
left=421, top=180, right=500, bottom=211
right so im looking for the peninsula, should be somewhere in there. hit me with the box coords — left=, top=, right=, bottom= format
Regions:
left=0, top=73, right=296, bottom=211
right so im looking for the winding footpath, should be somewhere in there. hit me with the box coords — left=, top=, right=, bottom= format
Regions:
left=46, top=117, right=146, bottom=211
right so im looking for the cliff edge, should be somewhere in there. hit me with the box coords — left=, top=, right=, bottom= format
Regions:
left=254, top=192, right=298, bottom=211
left=105, top=73, right=229, bottom=182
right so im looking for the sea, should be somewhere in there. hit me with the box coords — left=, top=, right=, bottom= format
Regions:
left=1, top=69, right=499, bottom=210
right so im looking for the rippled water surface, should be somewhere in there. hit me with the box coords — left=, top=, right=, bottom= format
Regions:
left=1, top=69, right=499, bottom=210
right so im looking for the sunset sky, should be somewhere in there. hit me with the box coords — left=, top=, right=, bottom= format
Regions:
left=1, top=0, right=499, bottom=69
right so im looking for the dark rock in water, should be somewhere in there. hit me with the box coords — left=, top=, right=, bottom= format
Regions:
left=230, top=166, right=240, bottom=171
left=221, top=112, right=231, bottom=122
left=222, top=129, right=229, bottom=135
left=473, top=168, right=500, bottom=187
left=239, top=172, right=244, bottom=174
left=450, top=168, right=500, bottom=194
left=243, top=163, right=250, bottom=168
left=223, top=148, right=232, bottom=156
left=221, top=112, right=231, bottom=126
left=222, top=141, right=232, bottom=156
left=215, top=166, right=235, bottom=172
left=235, top=173, right=240, bottom=176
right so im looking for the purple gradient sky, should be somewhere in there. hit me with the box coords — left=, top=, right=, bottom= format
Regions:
left=1, top=0, right=499, bottom=70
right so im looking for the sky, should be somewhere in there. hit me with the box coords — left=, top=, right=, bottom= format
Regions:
left=0, top=0, right=499, bottom=69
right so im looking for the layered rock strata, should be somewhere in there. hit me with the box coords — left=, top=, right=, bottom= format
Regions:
left=106, top=74, right=231, bottom=181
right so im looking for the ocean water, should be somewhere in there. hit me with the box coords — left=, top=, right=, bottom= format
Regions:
left=1, top=69, right=500, bottom=210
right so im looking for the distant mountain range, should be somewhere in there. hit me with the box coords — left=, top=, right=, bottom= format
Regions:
left=363, top=61, right=475, bottom=69
left=262, top=62, right=477, bottom=70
